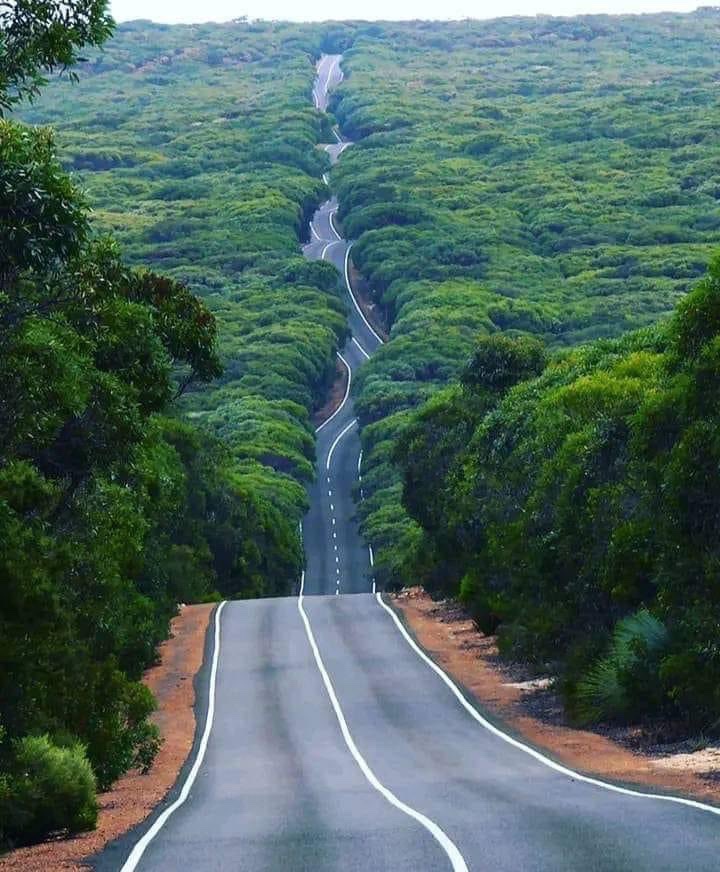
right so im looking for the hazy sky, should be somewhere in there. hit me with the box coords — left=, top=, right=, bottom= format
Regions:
left=110, top=0, right=702, bottom=25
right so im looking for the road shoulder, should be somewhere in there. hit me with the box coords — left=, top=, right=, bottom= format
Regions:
left=391, top=588, right=720, bottom=807
left=0, top=603, right=215, bottom=872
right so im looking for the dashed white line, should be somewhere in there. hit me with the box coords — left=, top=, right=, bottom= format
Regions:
left=297, top=575, right=468, bottom=872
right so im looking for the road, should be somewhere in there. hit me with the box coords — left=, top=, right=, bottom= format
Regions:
left=96, top=55, right=720, bottom=872
left=302, top=64, right=383, bottom=596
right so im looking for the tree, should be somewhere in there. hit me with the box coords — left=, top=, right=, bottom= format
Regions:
left=0, top=0, right=114, bottom=112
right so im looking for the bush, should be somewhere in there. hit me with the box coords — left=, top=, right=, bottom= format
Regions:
left=572, top=610, right=669, bottom=724
left=0, top=735, right=98, bottom=847
left=84, top=677, right=161, bottom=790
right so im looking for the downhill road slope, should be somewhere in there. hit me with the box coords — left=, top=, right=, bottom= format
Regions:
left=95, top=56, right=720, bottom=872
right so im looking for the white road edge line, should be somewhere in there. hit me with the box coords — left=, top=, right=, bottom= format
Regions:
left=375, top=592, right=720, bottom=818
left=328, top=209, right=342, bottom=241
left=326, top=419, right=357, bottom=471
left=352, top=336, right=371, bottom=359
left=321, top=239, right=341, bottom=260
left=315, top=352, right=351, bottom=434
left=120, top=601, right=227, bottom=872
left=344, top=243, right=384, bottom=345
left=298, top=574, right=468, bottom=872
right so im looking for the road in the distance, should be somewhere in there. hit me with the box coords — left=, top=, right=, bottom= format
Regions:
left=302, top=53, right=382, bottom=597
left=96, top=55, right=720, bottom=872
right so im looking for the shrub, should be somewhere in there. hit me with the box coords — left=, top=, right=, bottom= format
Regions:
left=573, top=610, right=669, bottom=724
left=0, top=735, right=97, bottom=847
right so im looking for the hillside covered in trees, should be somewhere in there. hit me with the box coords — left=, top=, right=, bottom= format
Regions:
left=6, top=5, right=720, bottom=850
left=325, top=13, right=720, bottom=729
left=1, top=8, right=347, bottom=849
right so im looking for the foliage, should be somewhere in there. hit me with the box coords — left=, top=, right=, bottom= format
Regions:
left=394, top=259, right=720, bottom=727
left=18, top=21, right=350, bottom=597
left=574, top=611, right=669, bottom=724
left=0, top=13, right=349, bottom=850
left=323, top=11, right=720, bottom=598
left=0, top=0, right=114, bottom=112
left=0, top=735, right=98, bottom=846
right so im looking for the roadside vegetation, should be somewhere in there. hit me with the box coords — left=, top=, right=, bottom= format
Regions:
left=6, top=5, right=720, bottom=850
left=327, top=12, right=720, bottom=730
left=1, top=6, right=346, bottom=850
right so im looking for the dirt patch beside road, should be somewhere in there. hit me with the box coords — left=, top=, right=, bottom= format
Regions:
left=312, top=357, right=349, bottom=428
left=392, top=587, right=720, bottom=806
left=0, top=603, right=215, bottom=871
left=347, top=259, right=389, bottom=341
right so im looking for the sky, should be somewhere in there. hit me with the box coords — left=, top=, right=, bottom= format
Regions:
left=110, top=0, right=702, bottom=25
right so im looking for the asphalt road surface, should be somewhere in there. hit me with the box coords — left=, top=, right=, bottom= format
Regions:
left=301, top=77, right=382, bottom=597
left=96, top=55, right=720, bottom=872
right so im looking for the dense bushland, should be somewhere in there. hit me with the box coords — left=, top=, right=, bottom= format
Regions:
left=395, top=260, right=720, bottom=727
left=19, top=20, right=352, bottom=583
left=327, top=11, right=720, bottom=591
left=1, top=8, right=349, bottom=849
left=321, top=13, right=720, bottom=727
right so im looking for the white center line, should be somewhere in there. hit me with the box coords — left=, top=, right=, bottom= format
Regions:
left=326, top=419, right=357, bottom=471
left=352, top=336, right=371, bottom=360
left=321, top=239, right=341, bottom=260
left=298, top=575, right=468, bottom=872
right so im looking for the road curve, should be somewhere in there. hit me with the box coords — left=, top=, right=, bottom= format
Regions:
left=94, top=55, right=720, bottom=872
left=302, top=54, right=382, bottom=598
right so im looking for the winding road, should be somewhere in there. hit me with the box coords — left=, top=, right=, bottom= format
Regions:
left=302, top=54, right=382, bottom=598
left=96, top=55, right=720, bottom=872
